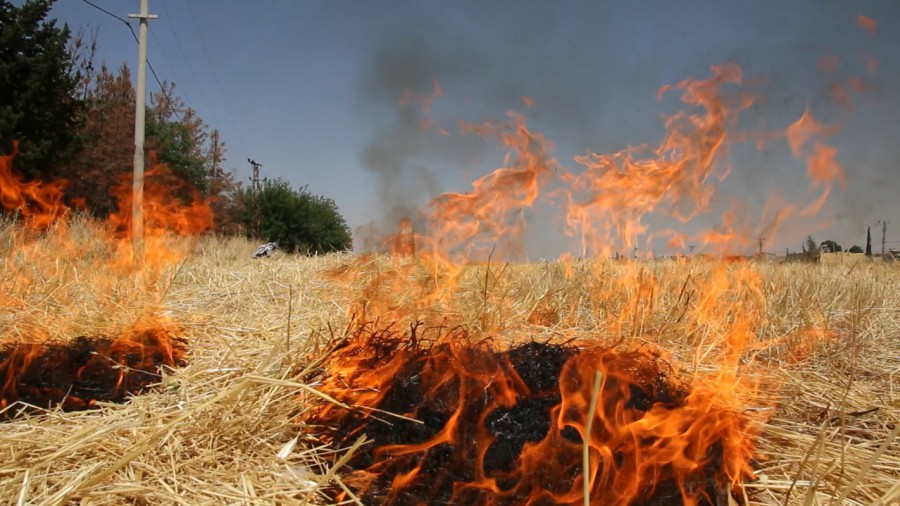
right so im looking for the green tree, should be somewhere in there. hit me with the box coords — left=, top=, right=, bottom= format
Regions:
left=147, top=83, right=208, bottom=193
left=820, top=240, right=842, bottom=253
left=866, top=227, right=872, bottom=257
left=242, top=179, right=351, bottom=254
left=0, top=0, right=80, bottom=180
left=848, top=245, right=863, bottom=254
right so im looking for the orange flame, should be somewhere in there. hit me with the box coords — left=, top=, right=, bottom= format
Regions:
left=424, top=113, right=557, bottom=262
left=1, top=147, right=210, bottom=416
left=1, top=147, right=213, bottom=268
left=0, top=143, right=68, bottom=228
left=786, top=109, right=845, bottom=217
left=856, top=15, right=877, bottom=36
left=308, top=324, right=759, bottom=505
left=1, top=321, right=185, bottom=417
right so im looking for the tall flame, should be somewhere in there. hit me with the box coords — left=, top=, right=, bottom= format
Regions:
left=311, top=60, right=852, bottom=504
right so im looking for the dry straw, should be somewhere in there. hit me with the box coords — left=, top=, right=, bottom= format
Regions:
left=1, top=220, right=897, bottom=505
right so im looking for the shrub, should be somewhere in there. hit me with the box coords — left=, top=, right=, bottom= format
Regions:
left=241, top=178, right=351, bottom=254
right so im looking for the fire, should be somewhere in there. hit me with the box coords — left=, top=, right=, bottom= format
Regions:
left=424, top=112, right=557, bottom=262
left=0, top=147, right=211, bottom=417
left=306, top=323, right=759, bottom=505
left=0, top=322, right=186, bottom=418
left=856, top=15, right=877, bottom=36
left=786, top=109, right=845, bottom=217
left=385, top=62, right=846, bottom=262
left=310, top=58, right=855, bottom=504
left=0, top=142, right=68, bottom=228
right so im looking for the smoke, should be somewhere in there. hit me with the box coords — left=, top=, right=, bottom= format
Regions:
left=353, top=0, right=900, bottom=255
left=354, top=33, right=489, bottom=245
left=352, top=19, right=636, bottom=254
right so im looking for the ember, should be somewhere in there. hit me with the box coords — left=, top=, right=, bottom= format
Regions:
left=0, top=326, right=186, bottom=419
left=305, top=323, right=757, bottom=505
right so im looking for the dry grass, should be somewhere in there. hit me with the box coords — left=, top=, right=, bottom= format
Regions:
left=1, top=220, right=897, bottom=505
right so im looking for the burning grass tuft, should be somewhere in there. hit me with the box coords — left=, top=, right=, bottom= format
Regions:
left=304, top=322, right=756, bottom=505
left=1, top=326, right=187, bottom=419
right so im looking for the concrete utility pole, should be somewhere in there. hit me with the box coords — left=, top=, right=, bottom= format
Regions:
left=880, top=220, right=889, bottom=258
left=248, top=158, right=263, bottom=237
left=128, top=0, right=157, bottom=260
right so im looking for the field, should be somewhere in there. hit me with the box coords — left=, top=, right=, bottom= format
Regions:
left=1, top=220, right=898, bottom=505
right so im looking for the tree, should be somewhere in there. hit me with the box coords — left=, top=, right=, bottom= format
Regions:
left=866, top=227, right=872, bottom=257
left=242, top=179, right=351, bottom=254
left=147, top=83, right=209, bottom=193
left=60, top=63, right=134, bottom=215
left=820, top=240, right=842, bottom=253
left=205, top=129, right=242, bottom=235
left=805, top=236, right=818, bottom=253
left=59, top=65, right=240, bottom=224
left=848, top=245, right=863, bottom=254
left=0, top=0, right=80, bottom=180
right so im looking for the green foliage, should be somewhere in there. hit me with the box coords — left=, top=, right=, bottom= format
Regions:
left=147, top=85, right=209, bottom=193
left=820, top=240, right=842, bottom=253
left=0, top=4, right=240, bottom=234
left=242, top=179, right=351, bottom=254
left=866, top=227, right=872, bottom=257
left=0, top=0, right=80, bottom=180
left=848, top=245, right=863, bottom=254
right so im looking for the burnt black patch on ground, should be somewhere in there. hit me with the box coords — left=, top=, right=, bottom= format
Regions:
left=307, top=325, right=733, bottom=505
left=0, top=330, right=187, bottom=419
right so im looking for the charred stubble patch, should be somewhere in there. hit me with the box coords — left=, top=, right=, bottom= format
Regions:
left=306, top=324, right=743, bottom=505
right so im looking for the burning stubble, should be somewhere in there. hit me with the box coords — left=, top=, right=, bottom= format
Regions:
left=0, top=147, right=211, bottom=418
left=0, top=327, right=186, bottom=418
left=303, top=322, right=759, bottom=506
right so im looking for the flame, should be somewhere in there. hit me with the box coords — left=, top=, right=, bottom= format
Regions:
left=0, top=143, right=69, bottom=228
left=315, top=59, right=858, bottom=503
left=389, top=217, right=417, bottom=257
left=424, top=112, right=557, bottom=262
left=1, top=147, right=210, bottom=416
left=856, top=15, right=877, bottom=36
left=105, top=164, right=214, bottom=267
left=1, top=148, right=212, bottom=262
left=1, top=321, right=185, bottom=417
left=786, top=109, right=845, bottom=217
left=561, top=63, right=750, bottom=257
left=308, top=322, right=760, bottom=505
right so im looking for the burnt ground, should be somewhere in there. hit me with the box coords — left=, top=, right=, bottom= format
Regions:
left=306, top=326, right=741, bottom=506
left=0, top=330, right=187, bottom=419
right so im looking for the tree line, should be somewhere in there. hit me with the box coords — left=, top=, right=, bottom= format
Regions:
left=0, top=0, right=351, bottom=254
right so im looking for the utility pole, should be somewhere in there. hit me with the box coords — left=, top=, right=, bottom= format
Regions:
left=880, top=220, right=889, bottom=258
left=128, top=0, right=157, bottom=261
left=248, top=158, right=263, bottom=238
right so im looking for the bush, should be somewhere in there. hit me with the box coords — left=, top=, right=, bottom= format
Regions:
left=242, top=179, right=351, bottom=254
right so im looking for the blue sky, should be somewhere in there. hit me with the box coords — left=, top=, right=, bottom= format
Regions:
left=47, top=0, right=900, bottom=255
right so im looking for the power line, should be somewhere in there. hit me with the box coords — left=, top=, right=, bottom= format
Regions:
left=185, top=0, right=249, bottom=156
left=78, top=0, right=122, bottom=22
left=77, top=0, right=182, bottom=123
left=158, top=0, right=211, bottom=116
